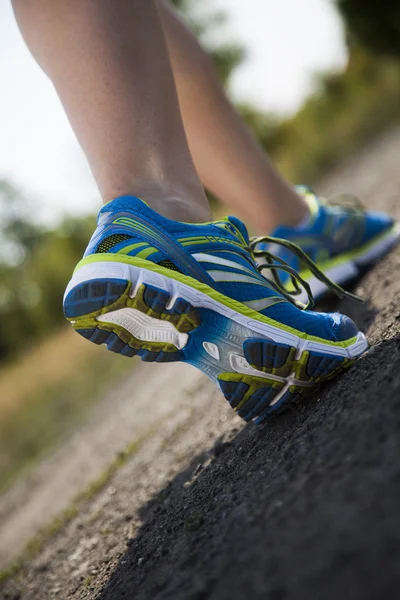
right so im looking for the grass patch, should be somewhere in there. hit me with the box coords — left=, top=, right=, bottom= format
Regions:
left=74, top=433, right=157, bottom=505
left=0, top=326, right=132, bottom=492
left=83, top=575, right=94, bottom=589
left=0, top=505, right=80, bottom=585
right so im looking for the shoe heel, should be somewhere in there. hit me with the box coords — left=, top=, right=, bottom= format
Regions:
left=63, top=275, right=199, bottom=362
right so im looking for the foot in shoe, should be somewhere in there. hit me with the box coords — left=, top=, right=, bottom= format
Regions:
left=63, top=195, right=368, bottom=423
left=254, top=185, right=400, bottom=302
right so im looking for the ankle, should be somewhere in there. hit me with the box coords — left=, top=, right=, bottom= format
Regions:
left=145, top=193, right=212, bottom=223
left=102, top=181, right=212, bottom=223
left=278, top=192, right=310, bottom=228
left=264, top=192, right=310, bottom=232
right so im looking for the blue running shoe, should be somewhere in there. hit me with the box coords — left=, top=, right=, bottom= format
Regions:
left=63, top=196, right=368, bottom=423
left=255, top=186, right=400, bottom=302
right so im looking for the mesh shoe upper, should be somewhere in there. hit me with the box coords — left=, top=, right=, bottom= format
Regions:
left=262, top=186, right=395, bottom=275
left=84, top=195, right=359, bottom=342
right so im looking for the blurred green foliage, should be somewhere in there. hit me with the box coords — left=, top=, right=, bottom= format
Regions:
left=1, top=1, right=400, bottom=361
left=337, top=0, right=400, bottom=57
left=270, top=49, right=400, bottom=182
left=0, top=186, right=95, bottom=359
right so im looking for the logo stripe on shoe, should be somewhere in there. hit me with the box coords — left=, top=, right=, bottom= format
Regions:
left=111, top=213, right=216, bottom=287
left=244, top=296, right=287, bottom=311
left=207, top=271, right=272, bottom=285
left=192, top=252, right=257, bottom=276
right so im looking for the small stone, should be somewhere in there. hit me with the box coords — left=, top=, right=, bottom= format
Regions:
left=194, top=463, right=203, bottom=476
left=128, top=522, right=137, bottom=539
left=107, top=486, right=116, bottom=496
left=51, top=586, right=62, bottom=594
left=137, top=557, right=144, bottom=566
left=366, top=344, right=381, bottom=356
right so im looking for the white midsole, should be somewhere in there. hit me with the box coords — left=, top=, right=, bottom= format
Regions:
left=64, top=260, right=368, bottom=360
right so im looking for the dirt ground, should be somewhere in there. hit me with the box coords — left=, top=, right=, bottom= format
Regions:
left=2, top=125, right=400, bottom=599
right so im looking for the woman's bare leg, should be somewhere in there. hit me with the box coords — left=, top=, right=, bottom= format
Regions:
left=12, top=0, right=211, bottom=224
left=158, top=0, right=309, bottom=233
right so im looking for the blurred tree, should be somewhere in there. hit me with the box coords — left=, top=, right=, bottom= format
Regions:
left=337, top=0, right=400, bottom=57
left=0, top=213, right=94, bottom=360
left=273, top=46, right=400, bottom=183
left=0, top=179, right=97, bottom=359
left=0, top=180, right=43, bottom=265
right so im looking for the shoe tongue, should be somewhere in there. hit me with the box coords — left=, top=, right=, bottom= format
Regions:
left=226, top=215, right=250, bottom=245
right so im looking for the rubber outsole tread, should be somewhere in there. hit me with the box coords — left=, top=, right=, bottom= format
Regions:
left=217, top=374, right=308, bottom=423
left=218, top=381, right=250, bottom=410
left=63, top=279, right=128, bottom=318
left=75, top=326, right=183, bottom=362
left=238, top=386, right=280, bottom=422
left=143, top=285, right=192, bottom=315
left=243, top=339, right=291, bottom=371
left=306, top=352, right=344, bottom=378
left=243, top=340, right=352, bottom=382
left=254, top=390, right=302, bottom=424
left=218, top=373, right=285, bottom=421
left=65, top=278, right=193, bottom=363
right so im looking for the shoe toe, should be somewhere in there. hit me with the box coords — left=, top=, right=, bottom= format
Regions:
left=330, top=312, right=359, bottom=341
left=363, top=211, right=394, bottom=243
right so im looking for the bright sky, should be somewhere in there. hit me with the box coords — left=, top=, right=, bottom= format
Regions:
left=0, top=0, right=347, bottom=222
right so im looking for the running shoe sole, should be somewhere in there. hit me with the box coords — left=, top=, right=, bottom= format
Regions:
left=64, top=256, right=368, bottom=424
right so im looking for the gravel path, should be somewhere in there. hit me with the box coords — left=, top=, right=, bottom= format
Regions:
left=2, top=125, right=400, bottom=600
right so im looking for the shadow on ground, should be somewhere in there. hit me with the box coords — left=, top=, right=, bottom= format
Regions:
left=96, top=332, right=400, bottom=600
